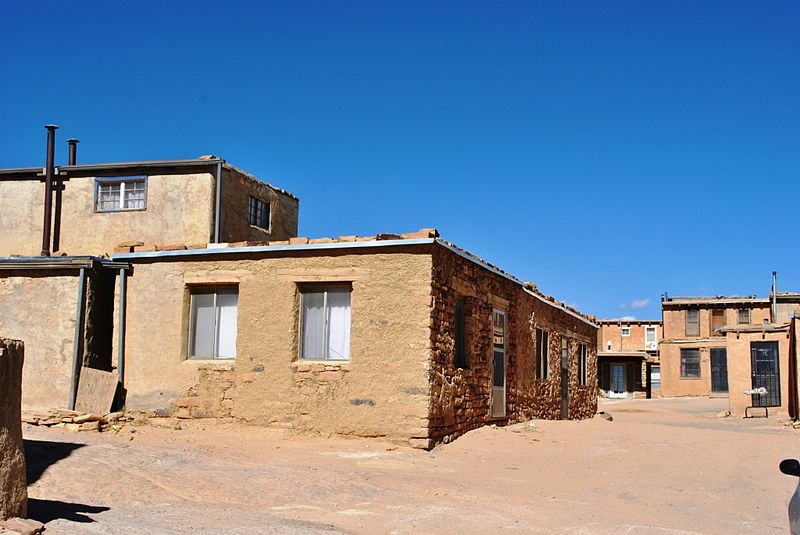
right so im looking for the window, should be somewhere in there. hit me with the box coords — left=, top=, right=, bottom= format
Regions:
left=248, top=196, right=270, bottom=229
left=621, top=327, right=631, bottom=337
left=578, top=343, right=588, bottom=386
left=738, top=308, right=751, bottom=325
left=645, top=326, right=657, bottom=349
left=95, top=177, right=147, bottom=211
left=299, top=284, right=351, bottom=361
left=536, top=328, right=549, bottom=379
left=454, top=297, right=469, bottom=369
left=680, top=348, right=701, bottom=378
left=685, top=309, right=700, bottom=336
left=188, top=287, right=238, bottom=359
left=711, top=309, right=725, bottom=335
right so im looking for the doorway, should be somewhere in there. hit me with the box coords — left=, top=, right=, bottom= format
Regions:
left=491, top=309, right=506, bottom=418
left=560, top=337, right=569, bottom=419
left=710, top=348, right=729, bottom=393
left=751, top=341, right=781, bottom=407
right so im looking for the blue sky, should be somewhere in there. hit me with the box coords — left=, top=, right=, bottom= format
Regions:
left=2, top=1, right=798, bottom=320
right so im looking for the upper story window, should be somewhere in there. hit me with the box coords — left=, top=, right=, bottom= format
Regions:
left=95, top=176, right=147, bottom=212
left=685, top=309, right=700, bottom=337
left=644, top=326, right=657, bottom=350
left=248, top=196, right=270, bottom=230
left=711, top=309, right=725, bottom=336
left=738, top=308, right=751, bottom=325
left=621, top=327, right=631, bottom=337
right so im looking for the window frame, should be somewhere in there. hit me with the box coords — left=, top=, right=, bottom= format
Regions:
left=454, top=297, right=469, bottom=369
left=620, top=326, right=631, bottom=337
left=298, top=283, right=352, bottom=362
left=187, top=285, right=238, bottom=360
left=710, top=309, right=725, bottom=336
left=644, top=325, right=657, bottom=349
left=578, top=343, right=588, bottom=386
left=680, top=348, right=701, bottom=379
left=685, top=309, right=700, bottom=337
left=536, top=328, right=550, bottom=380
left=247, top=195, right=271, bottom=231
left=94, top=176, right=148, bottom=212
left=738, top=308, right=751, bottom=325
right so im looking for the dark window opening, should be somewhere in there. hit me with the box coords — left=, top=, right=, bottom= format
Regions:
left=536, top=328, right=549, bottom=379
left=680, top=348, right=701, bottom=378
left=248, top=196, right=270, bottom=229
left=454, top=297, right=469, bottom=369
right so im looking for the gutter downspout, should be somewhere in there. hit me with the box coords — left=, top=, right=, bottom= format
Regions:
left=117, top=267, right=127, bottom=397
left=772, top=271, right=778, bottom=322
left=68, top=268, right=88, bottom=410
left=214, top=161, right=222, bottom=243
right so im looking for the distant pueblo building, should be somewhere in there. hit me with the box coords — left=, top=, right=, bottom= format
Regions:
left=0, top=126, right=599, bottom=448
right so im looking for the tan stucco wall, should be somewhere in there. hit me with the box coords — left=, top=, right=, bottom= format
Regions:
left=726, top=331, right=790, bottom=416
left=662, top=306, right=770, bottom=340
left=218, top=168, right=298, bottom=243
left=0, top=172, right=214, bottom=257
left=122, top=249, right=432, bottom=444
left=598, top=322, right=661, bottom=352
left=659, top=342, right=723, bottom=397
left=0, top=273, right=79, bottom=410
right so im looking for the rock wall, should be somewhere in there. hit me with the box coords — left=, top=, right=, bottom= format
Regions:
left=0, top=338, right=26, bottom=519
left=429, top=245, right=597, bottom=446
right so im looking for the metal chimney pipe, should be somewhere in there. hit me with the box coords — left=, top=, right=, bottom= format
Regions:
left=40, top=124, right=58, bottom=256
left=67, top=138, right=79, bottom=165
left=772, top=271, right=778, bottom=322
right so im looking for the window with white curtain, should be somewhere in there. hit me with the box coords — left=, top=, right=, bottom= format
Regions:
left=188, top=287, right=238, bottom=359
left=95, top=176, right=147, bottom=211
left=299, top=283, right=352, bottom=361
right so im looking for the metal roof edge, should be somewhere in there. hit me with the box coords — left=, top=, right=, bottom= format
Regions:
left=112, top=238, right=436, bottom=260
left=432, top=239, right=599, bottom=329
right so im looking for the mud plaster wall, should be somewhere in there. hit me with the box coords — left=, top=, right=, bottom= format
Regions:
left=726, top=330, right=790, bottom=416
left=0, top=272, right=79, bottom=410
left=0, top=172, right=214, bottom=257
left=0, top=338, right=26, bottom=520
left=218, top=168, right=299, bottom=243
left=429, top=245, right=597, bottom=446
left=122, top=248, right=432, bottom=445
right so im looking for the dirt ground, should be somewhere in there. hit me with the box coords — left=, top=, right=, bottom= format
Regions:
left=22, top=397, right=798, bottom=534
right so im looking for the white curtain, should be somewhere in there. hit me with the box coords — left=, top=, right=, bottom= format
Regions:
left=215, top=292, right=238, bottom=359
left=190, top=293, right=214, bottom=358
left=302, top=291, right=325, bottom=359
left=326, top=290, right=351, bottom=360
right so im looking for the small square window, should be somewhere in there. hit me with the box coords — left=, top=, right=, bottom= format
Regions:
left=248, top=196, right=270, bottom=229
left=738, top=308, right=751, bottom=325
left=621, top=327, right=631, bottom=337
left=188, top=287, right=238, bottom=360
left=299, top=283, right=352, bottom=361
left=95, top=177, right=147, bottom=212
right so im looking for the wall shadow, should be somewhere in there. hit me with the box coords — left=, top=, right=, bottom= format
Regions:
left=24, top=439, right=85, bottom=485
left=27, top=498, right=109, bottom=524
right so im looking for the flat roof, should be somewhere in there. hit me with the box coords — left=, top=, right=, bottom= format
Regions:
left=0, top=256, right=131, bottom=271
left=112, top=236, right=598, bottom=328
left=598, top=319, right=662, bottom=325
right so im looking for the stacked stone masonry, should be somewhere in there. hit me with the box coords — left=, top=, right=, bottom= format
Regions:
left=0, top=338, right=26, bottom=520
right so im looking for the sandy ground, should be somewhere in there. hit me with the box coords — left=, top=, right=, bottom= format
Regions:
left=22, top=397, right=799, bottom=534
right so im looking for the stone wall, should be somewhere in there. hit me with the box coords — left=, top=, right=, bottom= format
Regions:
left=218, top=168, right=299, bottom=243
left=0, top=338, right=26, bottom=519
left=428, top=245, right=597, bottom=447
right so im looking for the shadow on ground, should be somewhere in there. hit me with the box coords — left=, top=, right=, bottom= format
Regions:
left=25, top=438, right=109, bottom=524
left=25, top=438, right=85, bottom=484
left=27, top=498, right=109, bottom=524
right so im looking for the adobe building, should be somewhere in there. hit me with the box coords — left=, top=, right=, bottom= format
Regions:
left=0, top=156, right=298, bottom=257
left=660, top=292, right=800, bottom=417
left=0, top=130, right=599, bottom=448
left=596, top=319, right=661, bottom=398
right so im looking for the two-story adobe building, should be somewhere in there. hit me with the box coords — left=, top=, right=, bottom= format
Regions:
left=660, top=292, right=800, bottom=416
left=596, top=319, right=661, bottom=398
left=0, top=129, right=599, bottom=448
